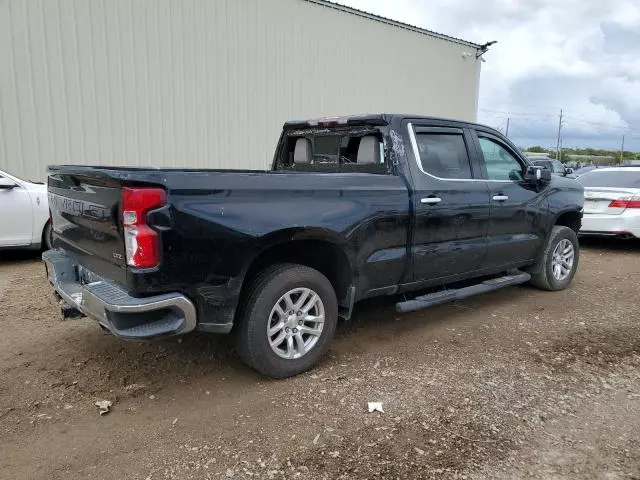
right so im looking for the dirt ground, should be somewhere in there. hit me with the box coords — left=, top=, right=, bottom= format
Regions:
left=1, top=239, right=639, bottom=480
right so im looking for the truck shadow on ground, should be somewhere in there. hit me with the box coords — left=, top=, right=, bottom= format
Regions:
left=104, top=285, right=535, bottom=386
left=26, top=282, right=535, bottom=404
left=0, top=244, right=587, bottom=397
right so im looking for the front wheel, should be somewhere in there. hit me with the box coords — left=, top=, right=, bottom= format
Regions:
left=529, top=225, right=580, bottom=291
left=234, top=264, right=338, bottom=378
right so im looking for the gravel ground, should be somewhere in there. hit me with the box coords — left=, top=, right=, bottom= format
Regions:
left=1, top=239, right=639, bottom=480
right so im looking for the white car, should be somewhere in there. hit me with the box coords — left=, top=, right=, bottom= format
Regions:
left=577, top=167, right=640, bottom=239
left=0, top=170, right=52, bottom=250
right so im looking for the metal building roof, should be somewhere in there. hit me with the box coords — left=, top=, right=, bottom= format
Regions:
left=305, top=0, right=482, bottom=49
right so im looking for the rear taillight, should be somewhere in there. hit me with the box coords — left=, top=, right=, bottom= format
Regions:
left=609, top=199, right=640, bottom=209
left=121, top=187, right=166, bottom=268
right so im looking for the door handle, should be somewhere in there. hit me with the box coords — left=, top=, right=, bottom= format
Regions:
left=421, top=197, right=442, bottom=204
left=492, top=195, right=509, bottom=201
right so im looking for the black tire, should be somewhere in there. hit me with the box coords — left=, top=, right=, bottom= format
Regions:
left=234, top=264, right=338, bottom=378
left=42, top=222, right=53, bottom=251
left=529, top=225, right=579, bottom=291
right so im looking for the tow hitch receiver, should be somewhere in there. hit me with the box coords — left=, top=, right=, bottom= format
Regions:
left=59, top=298, right=85, bottom=320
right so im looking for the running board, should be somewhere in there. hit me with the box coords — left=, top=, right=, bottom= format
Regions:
left=395, top=272, right=531, bottom=313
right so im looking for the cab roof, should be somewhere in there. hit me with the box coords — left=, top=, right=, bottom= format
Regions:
left=283, top=114, right=486, bottom=130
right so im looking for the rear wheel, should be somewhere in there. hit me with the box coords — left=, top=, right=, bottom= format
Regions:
left=529, top=225, right=579, bottom=291
left=234, top=264, right=338, bottom=378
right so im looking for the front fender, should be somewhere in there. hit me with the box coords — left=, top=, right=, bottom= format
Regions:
left=547, top=177, right=584, bottom=225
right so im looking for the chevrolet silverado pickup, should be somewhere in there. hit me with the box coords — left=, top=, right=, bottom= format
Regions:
left=43, top=114, right=584, bottom=378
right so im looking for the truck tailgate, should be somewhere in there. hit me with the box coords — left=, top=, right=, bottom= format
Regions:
left=48, top=171, right=126, bottom=281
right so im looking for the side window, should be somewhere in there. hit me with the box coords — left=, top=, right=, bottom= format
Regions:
left=414, top=133, right=472, bottom=179
left=478, top=137, right=523, bottom=181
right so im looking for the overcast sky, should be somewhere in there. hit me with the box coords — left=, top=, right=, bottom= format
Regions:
left=341, top=0, right=640, bottom=151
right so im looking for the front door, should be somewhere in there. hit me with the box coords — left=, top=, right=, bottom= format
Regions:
left=408, top=124, right=491, bottom=283
left=473, top=131, right=548, bottom=267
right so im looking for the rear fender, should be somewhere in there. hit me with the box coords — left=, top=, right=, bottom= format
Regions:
left=238, top=227, right=356, bottom=309
left=250, top=227, right=355, bottom=273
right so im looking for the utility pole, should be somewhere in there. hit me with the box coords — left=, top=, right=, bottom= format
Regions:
left=505, top=117, right=510, bottom=138
left=619, top=134, right=625, bottom=165
left=555, top=109, right=563, bottom=160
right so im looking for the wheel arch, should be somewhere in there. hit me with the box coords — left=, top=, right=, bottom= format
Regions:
left=240, top=229, right=355, bottom=310
left=554, top=209, right=582, bottom=233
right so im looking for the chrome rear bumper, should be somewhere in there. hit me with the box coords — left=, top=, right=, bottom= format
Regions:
left=42, top=250, right=197, bottom=339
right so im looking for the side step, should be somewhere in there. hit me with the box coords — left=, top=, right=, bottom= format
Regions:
left=395, top=272, right=531, bottom=313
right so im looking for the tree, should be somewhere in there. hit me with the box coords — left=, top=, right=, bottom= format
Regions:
left=558, top=150, right=573, bottom=163
left=527, top=146, right=546, bottom=153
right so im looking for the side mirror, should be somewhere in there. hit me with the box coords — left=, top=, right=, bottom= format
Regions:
left=564, top=167, right=574, bottom=175
left=524, top=165, right=551, bottom=183
left=0, top=178, right=17, bottom=190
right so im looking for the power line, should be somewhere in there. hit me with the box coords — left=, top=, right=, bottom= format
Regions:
left=480, top=100, right=564, bottom=111
left=562, top=116, right=629, bottom=131
left=479, top=109, right=555, bottom=118
left=478, top=108, right=640, bottom=140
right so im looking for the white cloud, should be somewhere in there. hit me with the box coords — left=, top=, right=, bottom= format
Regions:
left=340, top=0, right=640, bottom=149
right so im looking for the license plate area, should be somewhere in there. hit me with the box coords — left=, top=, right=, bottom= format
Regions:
left=583, top=199, right=599, bottom=212
left=583, top=199, right=610, bottom=214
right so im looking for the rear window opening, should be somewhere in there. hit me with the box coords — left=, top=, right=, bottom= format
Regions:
left=275, top=128, right=388, bottom=174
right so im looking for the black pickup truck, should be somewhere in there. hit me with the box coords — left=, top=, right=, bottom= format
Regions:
left=43, top=114, right=583, bottom=378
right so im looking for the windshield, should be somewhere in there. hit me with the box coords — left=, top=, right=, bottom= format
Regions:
left=577, top=170, right=640, bottom=188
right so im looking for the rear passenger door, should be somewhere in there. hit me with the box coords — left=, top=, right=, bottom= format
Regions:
left=473, top=131, right=548, bottom=268
left=407, top=124, right=491, bottom=283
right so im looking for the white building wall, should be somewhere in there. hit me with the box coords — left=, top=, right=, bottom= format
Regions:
left=0, top=0, right=481, bottom=181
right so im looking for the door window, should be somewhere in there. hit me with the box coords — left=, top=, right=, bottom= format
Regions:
left=478, top=137, right=523, bottom=181
left=414, top=133, right=473, bottom=179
